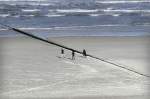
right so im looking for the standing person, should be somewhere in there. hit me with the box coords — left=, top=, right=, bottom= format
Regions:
left=83, top=49, right=87, bottom=58
left=72, top=50, right=75, bottom=60
left=61, top=48, right=64, bottom=58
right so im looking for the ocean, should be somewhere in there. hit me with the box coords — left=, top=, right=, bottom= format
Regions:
left=0, top=0, right=150, bottom=37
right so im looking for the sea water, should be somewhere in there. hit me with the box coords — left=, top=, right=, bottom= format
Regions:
left=0, top=0, right=150, bottom=37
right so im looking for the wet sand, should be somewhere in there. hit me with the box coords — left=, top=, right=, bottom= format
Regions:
left=0, top=36, right=149, bottom=99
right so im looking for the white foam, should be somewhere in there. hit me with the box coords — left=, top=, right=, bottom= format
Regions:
left=112, top=14, right=120, bottom=17
left=56, top=9, right=98, bottom=13
left=0, top=14, right=10, bottom=17
left=54, top=24, right=127, bottom=29
left=89, top=14, right=101, bottom=17
left=89, top=14, right=120, bottom=17
left=0, top=25, right=128, bottom=32
left=96, top=0, right=150, bottom=4
left=20, top=28, right=52, bottom=30
left=0, top=29, right=8, bottom=31
left=20, top=2, right=55, bottom=6
left=103, top=9, right=150, bottom=13
left=26, top=3, right=54, bottom=6
left=45, top=14, right=65, bottom=17
left=21, top=9, right=40, bottom=12
left=0, top=28, right=52, bottom=31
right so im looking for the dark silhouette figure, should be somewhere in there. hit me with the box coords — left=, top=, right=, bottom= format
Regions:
left=72, top=50, right=75, bottom=60
left=83, top=49, right=87, bottom=57
left=61, top=48, right=64, bottom=54
left=61, top=48, right=64, bottom=58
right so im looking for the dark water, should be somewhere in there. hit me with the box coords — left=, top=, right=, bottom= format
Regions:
left=0, top=0, right=150, bottom=37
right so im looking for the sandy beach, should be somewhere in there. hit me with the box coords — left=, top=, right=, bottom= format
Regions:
left=0, top=36, right=149, bottom=99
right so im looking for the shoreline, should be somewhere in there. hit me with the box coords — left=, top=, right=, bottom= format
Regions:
left=0, top=35, right=150, bottom=38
